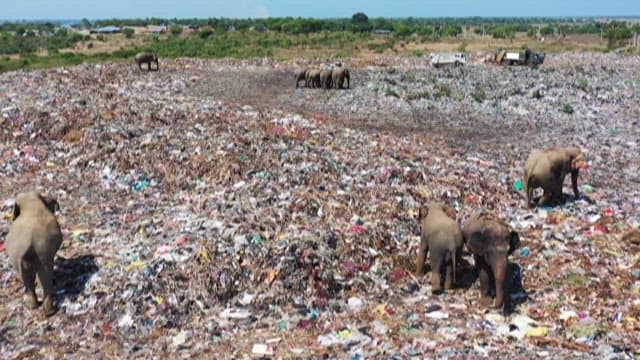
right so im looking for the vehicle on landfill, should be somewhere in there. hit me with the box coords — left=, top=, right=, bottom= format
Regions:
left=429, top=52, right=468, bottom=68
left=494, top=48, right=545, bottom=67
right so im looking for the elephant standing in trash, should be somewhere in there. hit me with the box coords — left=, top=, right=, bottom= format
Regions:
left=135, top=51, right=159, bottom=71
left=320, top=68, right=333, bottom=89
left=463, top=211, right=520, bottom=312
left=332, top=67, right=351, bottom=89
left=5, top=191, right=63, bottom=316
left=415, top=202, right=464, bottom=294
left=523, top=147, right=586, bottom=208
left=306, top=69, right=321, bottom=88
left=294, top=68, right=309, bottom=88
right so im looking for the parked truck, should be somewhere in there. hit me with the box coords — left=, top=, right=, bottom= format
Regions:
left=429, top=52, right=468, bottom=68
left=494, top=48, right=545, bottom=67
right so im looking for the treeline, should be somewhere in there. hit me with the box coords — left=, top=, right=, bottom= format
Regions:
left=0, top=28, right=88, bottom=55
left=1, top=13, right=639, bottom=62
left=3, top=14, right=639, bottom=37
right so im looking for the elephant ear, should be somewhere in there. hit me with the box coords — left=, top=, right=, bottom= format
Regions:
left=38, top=195, right=60, bottom=214
left=418, top=204, right=429, bottom=221
left=571, top=153, right=586, bottom=171
left=508, top=231, right=520, bottom=255
left=465, top=228, right=492, bottom=256
left=12, top=202, right=20, bottom=221
left=443, top=205, right=456, bottom=221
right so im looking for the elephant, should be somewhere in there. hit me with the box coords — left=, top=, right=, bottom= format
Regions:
left=306, top=69, right=321, bottom=88
left=331, top=66, right=351, bottom=89
left=320, top=68, right=333, bottom=89
left=294, top=68, right=308, bottom=88
left=463, top=211, right=520, bottom=311
left=5, top=191, right=63, bottom=316
left=135, top=51, right=159, bottom=71
left=523, top=147, right=586, bottom=208
left=415, top=202, right=464, bottom=294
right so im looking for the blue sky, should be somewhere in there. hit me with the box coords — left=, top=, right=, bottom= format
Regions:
left=2, top=0, right=639, bottom=20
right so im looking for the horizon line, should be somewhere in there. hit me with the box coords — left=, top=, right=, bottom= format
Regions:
left=2, top=15, right=640, bottom=23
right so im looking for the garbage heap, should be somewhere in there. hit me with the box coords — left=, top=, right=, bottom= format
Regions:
left=0, top=55, right=639, bottom=358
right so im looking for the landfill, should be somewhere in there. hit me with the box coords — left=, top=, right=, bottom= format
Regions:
left=0, top=52, right=639, bottom=358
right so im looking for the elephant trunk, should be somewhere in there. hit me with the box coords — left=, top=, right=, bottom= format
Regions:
left=571, top=169, right=580, bottom=198
left=492, top=256, right=508, bottom=309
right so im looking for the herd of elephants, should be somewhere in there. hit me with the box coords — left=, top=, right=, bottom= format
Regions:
left=3, top=51, right=587, bottom=317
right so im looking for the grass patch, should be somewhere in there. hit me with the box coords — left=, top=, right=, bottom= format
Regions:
left=385, top=87, right=400, bottom=98
left=574, top=76, right=589, bottom=91
left=411, top=49, right=424, bottom=57
left=406, top=91, right=430, bottom=101
left=433, top=83, right=452, bottom=99
left=472, top=85, right=487, bottom=103
left=561, top=103, right=574, bottom=114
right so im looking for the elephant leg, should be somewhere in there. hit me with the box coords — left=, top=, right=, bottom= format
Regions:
left=36, top=258, right=57, bottom=316
left=444, top=255, right=454, bottom=290
left=430, top=252, right=443, bottom=294
left=538, top=188, right=553, bottom=206
left=415, top=236, right=429, bottom=276
left=19, top=260, right=38, bottom=309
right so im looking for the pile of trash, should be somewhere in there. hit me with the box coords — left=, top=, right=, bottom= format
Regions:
left=0, top=54, right=638, bottom=358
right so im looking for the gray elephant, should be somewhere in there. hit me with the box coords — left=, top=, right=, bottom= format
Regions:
left=294, top=68, right=308, bottom=88
left=415, top=202, right=464, bottom=294
left=332, top=66, right=351, bottom=89
left=463, top=211, right=520, bottom=311
left=5, top=191, right=63, bottom=316
left=320, top=68, right=333, bottom=89
left=523, top=147, right=586, bottom=208
left=135, top=51, right=159, bottom=71
left=306, top=69, right=321, bottom=88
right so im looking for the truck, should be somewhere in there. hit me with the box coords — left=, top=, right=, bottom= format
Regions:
left=429, top=52, right=468, bottom=68
left=494, top=48, right=545, bottom=67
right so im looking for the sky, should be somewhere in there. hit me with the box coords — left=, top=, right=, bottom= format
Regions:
left=2, top=0, right=639, bottom=20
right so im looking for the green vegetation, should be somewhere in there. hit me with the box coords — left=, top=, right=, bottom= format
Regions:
left=0, top=14, right=638, bottom=73
left=575, top=76, right=589, bottom=91
left=472, top=85, right=487, bottom=103
left=562, top=103, right=575, bottom=114
left=122, top=27, right=134, bottom=39
left=433, top=83, right=452, bottom=99
left=406, top=91, right=430, bottom=101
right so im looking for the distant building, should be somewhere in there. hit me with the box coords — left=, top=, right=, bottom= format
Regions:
left=91, top=26, right=120, bottom=34
left=373, top=29, right=392, bottom=35
left=139, top=25, right=167, bottom=35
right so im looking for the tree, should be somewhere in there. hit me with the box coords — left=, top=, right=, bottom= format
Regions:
left=351, top=12, right=372, bottom=33
left=351, top=12, right=369, bottom=23
left=81, top=18, right=92, bottom=29
left=122, top=27, right=134, bottom=39
left=169, top=25, right=183, bottom=36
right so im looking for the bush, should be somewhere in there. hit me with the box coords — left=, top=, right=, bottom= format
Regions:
left=169, top=25, right=183, bottom=36
left=199, top=29, right=213, bottom=39
left=472, top=85, right=486, bottom=103
left=96, top=35, right=106, bottom=42
left=575, top=77, right=588, bottom=91
left=433, top=83, right=452, bottom=99
left=406, top=91, right=430, bottom=101
left=561, top=103, right=574, bottom=114
left=385, top=88, right=400, bottom=98
left=122, top=28, right=134, bottom=39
